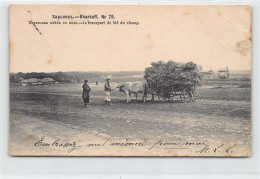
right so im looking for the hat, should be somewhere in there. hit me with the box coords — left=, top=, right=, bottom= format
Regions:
left=84, top=79, right=88, bottom=82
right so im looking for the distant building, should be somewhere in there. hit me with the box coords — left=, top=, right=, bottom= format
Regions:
left=202, top=70, right=214, bottom=79
left=218, top=67, right=229, bottom=79
left=42, top=78, right=55, bottom=84
left=20, top=78, right=55, bottom=86
left=20, top=78, right=40, bottom=86
left=69, top=79, right=78, bottom=83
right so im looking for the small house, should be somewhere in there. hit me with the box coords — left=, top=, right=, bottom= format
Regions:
left=20, top=78, right=54, bottom=86
left=202, top=70, right=214, bottom=79
left=20, top=78, right=41, bottom=86
left=42, top=78, right=55, bottom=84
left=218, top=67, right=229, bottom=79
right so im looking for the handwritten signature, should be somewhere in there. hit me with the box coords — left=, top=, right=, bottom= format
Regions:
left=195, top=143, right=237, bottom=154
left=33, top=136, right=237, bottom=154
left=34, top=136, right=77, bottom=153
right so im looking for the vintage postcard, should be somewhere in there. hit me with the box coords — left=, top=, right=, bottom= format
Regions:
left=9, top=5, right=251, bottom=156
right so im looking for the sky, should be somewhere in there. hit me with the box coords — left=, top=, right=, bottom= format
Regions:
left=9, top=5, right=251, bottom=73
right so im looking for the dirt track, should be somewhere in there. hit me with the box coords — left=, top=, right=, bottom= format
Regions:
left=9, top=84, right=251, bottom=156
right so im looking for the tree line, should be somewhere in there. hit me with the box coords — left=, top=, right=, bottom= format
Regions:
left=9, top=71, right=144, bottom=83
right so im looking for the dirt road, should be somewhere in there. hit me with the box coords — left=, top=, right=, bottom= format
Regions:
left=9, top=87, right=251, bottom=156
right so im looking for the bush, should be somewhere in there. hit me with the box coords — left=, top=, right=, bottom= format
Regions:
left=144, top=61, right=203, bottom=98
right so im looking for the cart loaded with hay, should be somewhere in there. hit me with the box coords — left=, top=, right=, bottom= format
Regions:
left=144, top=61, right=203, bottom=102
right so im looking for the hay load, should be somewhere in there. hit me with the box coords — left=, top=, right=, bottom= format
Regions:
left=144, top=61, right=203, bottom=101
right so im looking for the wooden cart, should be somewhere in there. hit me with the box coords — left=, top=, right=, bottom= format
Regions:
left=156, top=82, right=198, bottom=102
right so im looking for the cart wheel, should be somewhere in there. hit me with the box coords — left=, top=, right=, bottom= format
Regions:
left=158, top=95, right=165, bottom=101
left=158, top=94, right=174, bottom=102
left=180, top=94, right=185, bottom=102
left=170, top=96, right=175, bottom=101
left=192, top=90, right=198, bottom=101
left=161, top=97, right=168, bottom=101
left=180, top=91, right=192, bottom=102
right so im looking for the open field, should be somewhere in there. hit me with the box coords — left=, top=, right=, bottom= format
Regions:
left=9, top=75, right=251, bottom=156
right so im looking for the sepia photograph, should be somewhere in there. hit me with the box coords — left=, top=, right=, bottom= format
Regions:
left=9, top=5, right=251, bottom=156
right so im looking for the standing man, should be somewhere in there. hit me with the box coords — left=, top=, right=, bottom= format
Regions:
left=82, top=80, right=91, bottom=108
left=104, top=76, right=112, bottom=105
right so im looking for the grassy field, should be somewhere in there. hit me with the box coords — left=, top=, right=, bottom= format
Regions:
left=9, top=75, right=251, bottom=156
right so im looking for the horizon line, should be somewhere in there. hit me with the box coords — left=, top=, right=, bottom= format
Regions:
left=9, top=69, right=252, bottom=74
